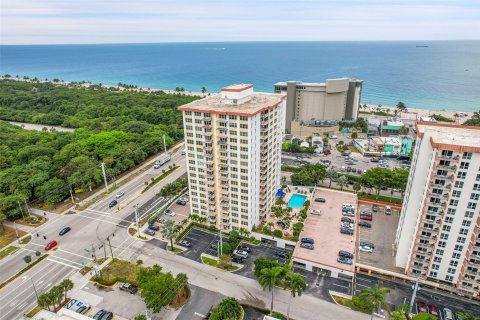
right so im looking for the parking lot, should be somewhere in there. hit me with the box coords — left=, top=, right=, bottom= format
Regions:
left=148, top=194, right=190, bottom=240
left=356, top=202, right=404, bottom=273
left=178, top=228, right=291, bottom=279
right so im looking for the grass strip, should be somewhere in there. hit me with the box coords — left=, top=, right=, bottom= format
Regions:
left=25, top=305, right=42, bottom=318
left=201, top=256, right=239, bottom=271
left=332, top=295, right=371, bottom=314
left=20, top=235, right=32, bottom=245
left=142, top=165, right=178, bottom=193
left=0, top=254, right=48, bottom=290
left=0, top=246, right=19, bottom=260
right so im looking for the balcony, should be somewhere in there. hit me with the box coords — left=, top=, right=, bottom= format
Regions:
left=437, top=164, right=457, bottom=170
left=217, top=140, right=228, bottom=146
left=204, top=145, right=213, bottom=151
left=217, top=119, right=228, bottom=126
left=204, top=131, right=212, bottom=137
left=203, top=124, right=212, bottom=130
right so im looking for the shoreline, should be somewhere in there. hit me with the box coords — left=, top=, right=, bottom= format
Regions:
left=1, top=76, right=474, bottom=123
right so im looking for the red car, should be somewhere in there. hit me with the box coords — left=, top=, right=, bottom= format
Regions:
left=428, top=304, right=439, bottom=318
left=324, top=151, right=331, bottom=155
left=360, top=214, right=372, bottom=221
left=45, top=240, right=58, bottom=251
left=416, top=301, right=427, bottom=314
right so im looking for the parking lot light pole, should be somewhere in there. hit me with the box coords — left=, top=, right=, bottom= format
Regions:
left=409, top=277, right=420, bottom=312
left=134, top=204, right=140, bottom=236
left=23, top=275, right=39, bottom=302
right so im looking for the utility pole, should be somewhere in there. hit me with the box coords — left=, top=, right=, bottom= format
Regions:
left=219, top=221, right=223, bottom=257
left=91, top=243, right=99, bottom=276
left=24, top=276, right=39, bottom=301
left=107, top=237, right=114, bottom=258
left=163, top=134, right=167, bottom=154
left=13, top=221, right=19, bottom=240
left=101, top=162, right=109, bottom=192
left=134, top=204, right=140, bottom=236
left=69, top=187, right=75, bottom=204
left=100, top=243, right=107, bottom=260
left=409, top=277, right=420, bottom=312
left=17, top=201, right=25, bottom=219
left=23, top=199, right=30, bottom=216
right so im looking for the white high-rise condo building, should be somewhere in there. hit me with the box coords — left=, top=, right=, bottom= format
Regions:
left=395, top=122, right=480, bottom=297
left=178, top=84, right=286, bottom=232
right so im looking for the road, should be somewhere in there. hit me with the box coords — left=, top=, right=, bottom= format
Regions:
left=0, top=148, right=187, bottom=320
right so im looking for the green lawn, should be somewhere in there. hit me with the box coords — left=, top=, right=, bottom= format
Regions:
left=201, top=256, right=239, bottom=271
left=92, top=259, right=142, bottom=285
left=0, top=226, right=26, bottom=248
left=167, top=246, right=183, bottom=253
left=20, top=235, right=32, bottom=245
left=26, top=305, right=42, bottom=318
left=332, top=295, right=371, bottom=314
left=142, top=166, right=179, bottom=193
left=0, top=246, right=19, bottom=260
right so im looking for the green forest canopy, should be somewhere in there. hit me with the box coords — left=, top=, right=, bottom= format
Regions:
left=0, top=80, right=199, bottom=219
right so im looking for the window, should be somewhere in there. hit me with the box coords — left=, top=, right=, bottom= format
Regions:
left=457, top=172, right=467, bottom=179
left=445, top=217, right=454, bottom=224
left=460, top=162, right=470, bottom=170
left=445, top=275, right=454, bottom=282
left=452, top=190, right=461, bottom=198
left=240, top=124, right=248, bottom=129
left=467, top=202, right=477, bottom=209
left=465, top=211, right=474, bottom=218
left=442, top=225, right=451, bottom=232
left=434, top=256, right=442, bottom=263
left=474, top=184, right=480, bottom=191
left=452, top=252, right=461, bottom=259
left=440, top=233, right=449, bottom=240
left=436, top=249, right=444, bottom=255
left=454, top=245, right=464, bottom=251
left=447, top=208, right=456, bottom=215
left=429, top=271, right=438, bottom=277
left=462, top=220, right=472, bottom=227
left=229, top=115, right=237, bottom=120
left=431, top=264, right=440, bottom=270
left=194, top=112, right=201, bottom=116
left=240, top=116, right=248, bottom=121
left=455, top=181, right=464, bottom=188
left=185, top=111, right=192, bottom=115
left=438, top=241, right=447, bottom=248
left=450, top=260, right=459, bottom=267
left=459, top=228, right=468, bottom=235
left=471, top=193, right=480, bottom=200
left=463, top=152, right=472, bottom=159
left=449, top=199, right=459, bottom=207
left=447, top=268, right=456, bottom=274
left=477, top=174, right=480, bottom=182
left=457, top=237, right=466, bottom=244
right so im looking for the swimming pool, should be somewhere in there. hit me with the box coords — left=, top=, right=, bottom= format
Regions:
left=287, top=194, right=307, bottom=209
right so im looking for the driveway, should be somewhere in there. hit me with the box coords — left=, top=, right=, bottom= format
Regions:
left=178, top=228, right=220, bottom=262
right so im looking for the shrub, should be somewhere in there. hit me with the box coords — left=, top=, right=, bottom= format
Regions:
left=24, top=255, right=31, bottom=263
left=253, top=258, right=280, bottom=277
left=271, top=312, right=287, bottom=320
left=352, top=295, right=374, bottom=312
left=209, top=297, right=242, bottom=320
left=35, top=251, right=41, bottom=257
left=273, top=230, right=283, bottom=238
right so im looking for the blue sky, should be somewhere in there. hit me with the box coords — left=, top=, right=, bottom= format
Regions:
left=1, top=0, right=479, bottom=44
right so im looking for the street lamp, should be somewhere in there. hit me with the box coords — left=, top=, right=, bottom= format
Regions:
left=23, top=275, right=39, bottom=301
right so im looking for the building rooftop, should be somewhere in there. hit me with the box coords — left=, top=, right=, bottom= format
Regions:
left=292, top=188, right=357, bottom=273
left=178, top=88, right=285, bottom=116
left=416, top=122, right=480, bottom=149
left=274, top=78, right=362, bottom=88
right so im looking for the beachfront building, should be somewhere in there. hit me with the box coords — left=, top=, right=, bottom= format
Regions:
left=273, top=78, right=363, bottom=134
left=178, top=84, right=286, bottom=232
left=380, top=118, right=405, bottom=136
left=353, top=136, right=413, bottom=157
left=395, top=122, right=480, bottom=297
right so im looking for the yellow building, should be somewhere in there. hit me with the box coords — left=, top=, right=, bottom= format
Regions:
left=178, top=84, right=286, bottom=231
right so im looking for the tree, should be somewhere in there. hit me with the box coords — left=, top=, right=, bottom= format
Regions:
left=290, top=164, right=326, bottom=186
left=283, top=272, right=306, bottom=320
left=353, top=181, right=362, bottom=194
left=337, top=175, right=348, bottom=191
left=60, top=279, right=74, bottom=302
left=396, top=102, right=407, bottom=116
left=359, top=284, right=390, bottom=320
left=50, top=285, right=64, bottom=310
left=457, top=312, right=480, bottom=320
left=351, top=132, right=358, bottom=139
left=209, top=297, right=242, bottom=320
left=201, top=87, right=207, bottom=94
left=361, top=168, right=392, bottom=197
left=24, top=255, right=32, bottom=263
left=134, top=315, right=147, bottom=320
left=464, top=110, right=480, bottom=126
left=325, top=168, right=338, bottom=188
left=258, top=266, right=286, bottom=315
left=390, top=304, right=410, bottom=320
left=161, top=220, right=177, bottom=250
left=453, top=112, right=460, bottom=123
left=413, top=313, right=437, bottom=320
left=0, top=213, right=6, bottom=232
left=219, top=254, right=232, bottom=268
left=37, top=292, right=52, bottom=311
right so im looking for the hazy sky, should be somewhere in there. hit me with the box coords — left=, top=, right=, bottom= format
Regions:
left=1, top=0, right=479, bottom=44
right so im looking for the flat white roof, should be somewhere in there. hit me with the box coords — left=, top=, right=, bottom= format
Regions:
left=417, top=123, right=480, bottom=147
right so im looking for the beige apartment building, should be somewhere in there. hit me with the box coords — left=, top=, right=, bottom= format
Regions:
left=395, top=122, right=480, bottom=297
left=274, top=78, right=363, bottom=133
left=178, top=84, right=286, bottom=232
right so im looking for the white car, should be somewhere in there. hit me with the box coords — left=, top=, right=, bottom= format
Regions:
left=116, top=191, right=125, bottom=198
left=233, top=250, right=248, bottom=258
left=359, top=245, right=374, bottom=253
left=164, top=210, right=176, bottom=216
left=311, top=209, right=321, bottom=216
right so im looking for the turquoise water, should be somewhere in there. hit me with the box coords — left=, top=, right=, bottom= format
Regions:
left=288, top=194, right=307, bottom=209
left=1, top=41, right=480, bottom=111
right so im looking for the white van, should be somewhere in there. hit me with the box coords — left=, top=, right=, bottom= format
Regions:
left=311, top=209, right=322, bottom=216
left=385, top=206, right=392, bottom=215
left=181, top=149, right=186, bottom=155
left=443, top=308, right=454, bottom=320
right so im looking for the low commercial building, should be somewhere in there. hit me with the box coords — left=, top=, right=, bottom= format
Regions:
left=380, top=118, right=405, bottom=136
left=353, top=136, right=413, bottom=157
left=289, top=119, right=339, bottom=138
left=274, top=78, right=363, bottom=133
left=292, top=188, right=357, bottom=280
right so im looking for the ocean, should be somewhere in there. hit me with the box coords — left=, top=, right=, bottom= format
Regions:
left=1, top=41, right=479, bottom=112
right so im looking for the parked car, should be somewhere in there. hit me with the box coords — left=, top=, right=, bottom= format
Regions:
left=416, top=301, right=428, bottom=313
left=338, top=251, right=354, bottom=259
left=115, top=191, right=125, bottom=198
left=358, top=221, right=372, bottom=228
left=359, top=245, right=373, bottom=253
left=428, top=304, right=439, bottom=318
left=178, top=240, right=191, bottom=247
left=274, top=251, right=290, bottom=259
left=342, top=211, right=355, bottom=217
left=301, top=237, right=314, bottom=244
left=164, top=209, right=176, bottom=216
left=59, top=227, right=71, bottom=236
left=360, top=215, right=373, bottom=221
left=341, top=217, right=354, bottom=223
left=232, top=255, right=244, bottom=263
left=340, top=228, right=354, bottom=235
left=148, top=224, right=160, bottom=231
left=176, top=199, right=187, bottom=205
left=385, top=206, right=392, bottom=215
left=342, top=203, right=354, bottom=210
left=45, top=240, right=58, bottom=251
left=144, top=229, right=155, bottom=236
left=92, top=310, right=106, bottom=320
left=120, top=283, right=138, bottom=294
left=311, top=209, right=321, bottom=216
left=371, top=158, right=379, bottom=162
left=100, top=311, right=113, bottom=320
left=233, top=250, right=248, bottom=258
left=75, top=304, right=90, bottom=314
left=237, top=245, right=251, bottom=252
left=300, top=242, right=314, bottom=250
left=181, top=149, right=186, bottom=155
left=314, top=197, right=326, bottom=203
left=108, top=199, right=118, bottom=208
left=372, top=204, right=379, bottom=212
left=337, top=257, right=353, bottom=265
left=157, top=217, right=166, bottom=223
left=324, top=150, right=331, bottom=155
left=443, top=308, right=454, bottom=320
left=360, top=241, right=375, bottom=249
left=341, top=222, right=354, bottom=229
left=346, top=167, right=352, bottom=172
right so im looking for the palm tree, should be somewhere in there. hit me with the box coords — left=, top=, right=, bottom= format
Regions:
left=37, top=292, right=51, bottom=311
left=457, top=311, right=480, bottom=320
left=353, top=181, right=362, bottom=194
left=201, top=87, right=207, bottom=94
left=453, top=112, right=460, bottom=124
left=337, top=176, right=348, bottom=191
left=390, top=304, right=410, bottom=320
left=161, top=220, right=177, bottom=250
left=60, top=279, right=74, bottom=302
left=325, top=168, right=338, bottom=188
left=359, top=284, right=390, bottom=320
left=396, top=101, right=407, bottom=117
left=258, top=266, right=286, bottom=315
left=283, top=272, right=306, bottom=320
